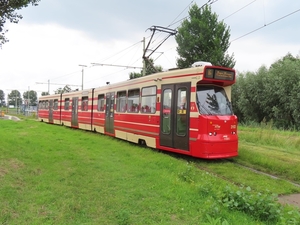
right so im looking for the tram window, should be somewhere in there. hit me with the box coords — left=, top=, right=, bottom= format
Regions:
left=177, top=88, right=187, bottom=136
left=196, top=86, right=233, bottom=115
left=162, top=89, right=172, bottom=134
left=39, top=101, right=42, bottom=109
left=141, top=86, right=157, bottom=113
left=116, top=91, right=126, bottom=112
left=128, top=89, right=140, bottom=113
left=81, top=96, right=88, bottom=111
left=45, top=100, right=49, bottom=109
left=64, top=98, right=70, bottom=110
left=53, top=99, right=58, bottom=110
left=97, top=94, right=105, bottom=111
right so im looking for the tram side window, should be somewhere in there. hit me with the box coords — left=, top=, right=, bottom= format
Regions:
left=53, top=99, right=58, bottom=110
left=97, top=94, right=105, bottom=111
left=162, top=89, right=172, bottom=134
left=141, top=86, right=157, bottom=113
left=82, top=96, right=88, bottom=111
left=176, top=88, right=187, bottom=136
left=39, top=101, right=42, bottom=109
left=128, top=89, right=140, bottom=113
left=116, top=91, right=126, bottom=112
left=45, top=101, right=49, bottom=110
left=64, top=98, right=70, bottom=110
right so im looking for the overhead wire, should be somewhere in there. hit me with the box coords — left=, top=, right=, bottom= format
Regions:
left=46, top=40, right=142, bottom=85
left=85, top=68, right=128, bottom=84
left=98, top=40, right=142, bottom=63
left=167, top=1, right=195, bottom=28
left=222, top=0, right=257, bottom=20
left=231, top=8, right=300, bottom=42
left=168, top=0, right=219, bottom=29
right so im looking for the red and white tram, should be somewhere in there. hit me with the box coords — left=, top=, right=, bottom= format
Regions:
left=38, top=62, right=238, bottom=159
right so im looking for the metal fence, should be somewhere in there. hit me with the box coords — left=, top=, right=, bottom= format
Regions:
left=0, top=105, right=38, bottom=118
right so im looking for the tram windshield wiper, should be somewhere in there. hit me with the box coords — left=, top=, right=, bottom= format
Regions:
left=197, top=102, right=212, bottom=115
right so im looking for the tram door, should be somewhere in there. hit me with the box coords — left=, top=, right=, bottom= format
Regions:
left=160, top=83, right=191, bottom=151
left=49, top=99, right=53, bottom=123
left=105, top=92, right=115, bottom=135
left=71, top=97, right=79, bottom=127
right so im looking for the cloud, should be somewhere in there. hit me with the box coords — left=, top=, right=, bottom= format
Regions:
left=1, top=0, right=300, bottom=97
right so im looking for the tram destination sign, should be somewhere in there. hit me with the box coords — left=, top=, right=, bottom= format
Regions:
left=205, top=68, right=235, bottom=81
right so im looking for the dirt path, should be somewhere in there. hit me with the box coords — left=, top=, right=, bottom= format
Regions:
left=278, top=193, right=300, bottom=209
left=0, top=115, right=20, bottom=121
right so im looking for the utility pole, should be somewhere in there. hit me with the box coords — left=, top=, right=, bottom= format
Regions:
left=15, top=90, right=17, bottom=110
left=143, top=37, right=146, bottom=76
left=28, top=86, right=30, bottom=108
left=79, top=65, right=87, bottom=90
left=143, top=26, right=177, bottom=73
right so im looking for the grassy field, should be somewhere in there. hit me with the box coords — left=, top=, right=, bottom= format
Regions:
left=0, top=118, right=299, bottom=224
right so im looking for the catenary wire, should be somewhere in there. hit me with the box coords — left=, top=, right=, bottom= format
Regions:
left=222, top=0, right=257, bottom=20
left=231, top=8, right=300, bottom=42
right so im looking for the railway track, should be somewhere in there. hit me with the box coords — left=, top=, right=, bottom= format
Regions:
left=226, top=159, right=300, bottom=188
left=194, top=158, right=300, bottom=189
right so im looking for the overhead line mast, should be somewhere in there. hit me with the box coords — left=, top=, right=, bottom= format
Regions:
left=143, top=26, right=177, bottom=73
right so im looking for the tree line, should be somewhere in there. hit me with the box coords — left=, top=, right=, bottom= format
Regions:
left=232, top=53, right=300, bottom=130
left=0, top=89, right=38, bottom=107
left=0, top=85, right=76, bottom=107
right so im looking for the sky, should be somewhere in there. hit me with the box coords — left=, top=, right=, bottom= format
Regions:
left=0, top=0, right=299, bottom=98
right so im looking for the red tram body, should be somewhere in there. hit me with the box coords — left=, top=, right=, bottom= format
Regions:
left=38, top=63, right=238, bottom=159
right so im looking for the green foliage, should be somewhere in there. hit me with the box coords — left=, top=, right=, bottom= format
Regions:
left=175, top=4, right=235, bottom=68
left=221, top=186, right=280, bottom=222
left=177, top=162, right=197, bottom=183
left=7, top=89, right=22, bottom=106
left=22, top=90, right=38, bottom=106
left=0, top=0, right=40, bottom=47
left=203, top=215, right=229, bottom=225
left=221, top=185, right=300, bottom=224
left=129, top=58, right=162, bottom=79
left=54, top=85, right=72, bottom=94
left=41, top=91, right=49, bottom=96
left=0, top=89, right=5, bottom=106
left=233, top=53, right=300, bottom=130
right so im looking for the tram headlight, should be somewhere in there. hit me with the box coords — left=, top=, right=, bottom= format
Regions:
left=209, top=132, right=212, bottom=136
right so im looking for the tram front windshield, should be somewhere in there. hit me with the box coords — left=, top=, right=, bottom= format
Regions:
left=196, top=85, right=233, bottom=116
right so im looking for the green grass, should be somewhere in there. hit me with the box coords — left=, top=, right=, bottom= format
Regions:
left=0, top=118, right=299, bottom=224
left=191, top=125, right=300, bottom=196
left=0, top=119, right=263, bottom=225
left=236, top=126, right=300, bottom=183
left=196, top=159, right=300, bottom=195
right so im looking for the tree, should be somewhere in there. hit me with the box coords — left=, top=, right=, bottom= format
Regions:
left=129, top=58, right=163, bottom=79
left=232, top=53, right=300, bottom=130
left=8, top=90, right=22, bottom=107
left=175, top=4, right=235, bottom=68
left=55, top=85, right=72, bottom=94
left=41, top=91, right=49, bottom=96
left=0, top=0, right=40, bottom=47
left=23, top=90, right=37, bottom=106
left=266, top=53, right=300, bottom=129
left=0, top=89, right=5, bottom=106
left=232, top=67, right=269, bottom=123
